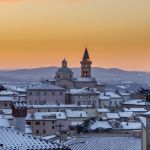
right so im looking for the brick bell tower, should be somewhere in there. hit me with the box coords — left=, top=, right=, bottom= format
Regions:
left=80, top=48, right=92, bottom=78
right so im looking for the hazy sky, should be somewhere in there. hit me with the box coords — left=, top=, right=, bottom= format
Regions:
left=0, top=0, right=150, bottom=71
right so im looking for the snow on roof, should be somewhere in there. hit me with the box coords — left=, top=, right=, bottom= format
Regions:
left=4, top=85, right=26, bottom=93
left=0, top=96, right=14, bottom=102
left=99, top=94, right=110, bottom=100
left=116, top=85, right=127, bottom=89
left=118, top=112, right=133, bottom=118
left=119, top=92, right=130, bottom=96
left=123, top=99, right=147, bottom=105
left=28, top=84, right=65, bottom=91
left=97, top=108, right=110, bottom=113
left=42, top=135, right=57, bottom=140
left=25, top=125, right=32, bottom=134
left=105, top=92, right=121, bottom=99
left=139, top=117, right=146, bottom=127
left=69, top=88, right=99, bottom=95
left=26, top=112, right=66, bottom=120
left=65, top=136, right=141, bottom=150
left=0, top=127, right=70, bottom=150
left=0, top=118, right=10, bottom=128
left=121, top=122, right=141, bottom=130
left=106, top=113, right=120, bottom=119
left=74, top=77, right=96, bottom=82
left=90, top=121, right=112, bottom=130
left=123, top=108, right=147, bottom=112
left=66, top=110, right=88, bottom=118
left=0, top=109, right=12, bottom=115
left=0, top=91, right=15, bottom=96
left=71, top=122, right=83, bottom=126
left=13, top=101, right=27, bottom=109
left=28, top=104, right=93, bottom=109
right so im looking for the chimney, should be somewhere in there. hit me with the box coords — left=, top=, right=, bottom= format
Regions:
left=12, top=101, right=27, bottom=132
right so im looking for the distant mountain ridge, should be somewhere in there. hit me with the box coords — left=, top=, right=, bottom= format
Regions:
left=0, top=67, right=150, bottom=85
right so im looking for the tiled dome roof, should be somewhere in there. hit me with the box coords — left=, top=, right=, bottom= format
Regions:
left=57, top=67, right=73, bottom=74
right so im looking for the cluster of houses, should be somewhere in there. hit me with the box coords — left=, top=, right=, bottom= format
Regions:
left=0, top=49, right=150, bottom=150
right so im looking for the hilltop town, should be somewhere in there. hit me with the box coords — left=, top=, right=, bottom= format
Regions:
left=0, top=49, right=150, bottom=150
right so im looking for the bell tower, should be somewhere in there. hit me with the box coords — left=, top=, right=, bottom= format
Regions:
left=80, top=48, right=92, bottom=78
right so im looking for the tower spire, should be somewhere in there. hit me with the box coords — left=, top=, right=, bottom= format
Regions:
left=83, top=48, right=90, bottom=60
left=80, top=48, right=92, bottom=78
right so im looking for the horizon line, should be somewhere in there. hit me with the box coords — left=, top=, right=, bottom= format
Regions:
left=0, top=66, right=149, bottom=73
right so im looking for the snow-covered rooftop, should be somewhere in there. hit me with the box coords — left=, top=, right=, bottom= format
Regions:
left=26, top=112, right=66, bottom=120
left=66, top=110, right=88, bottom=118
left=99, top=93, right=110, bottom=100
left=69, top=88, right=99, bottom=95
left=118, top=112, right=133, bottom=118
left=25, top=125, right=32, bottom=134
left=71, top=122, right=83, bottom=126
left=121, top=122, right=141, bottom=130
left=28, top=104, right=93, bottom=109
left=0, top=118, right=10, bottom=128
left=65, top=136, right=141, bottom=150
left=0, top=91, right=15, bottom=96
left=0, top=127, right=70, bottom=150
left=0, top=96, right=14, bottom=102
left=74, top=77, right=96, bottom=82
left=119, top=92, right=130, bottom=96
left=105, top=92, right=121, bottom=99
left=4, top=85, right=26, bottom=93
left=90, top=121, right=112, bottom=130
left=97, top=108, right=110, bottom=113
left=106, top=113, right=120, bottom=119
left=28, top=84, right=65, bottom=91
left=123, top=108, right=147, bottom=112
left=123, top=99, right=148, bottom=105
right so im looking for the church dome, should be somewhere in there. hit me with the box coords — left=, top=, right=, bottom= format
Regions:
left=57, top=58, right=73, bottom=74
left=57, top=67, right=73, bottom=74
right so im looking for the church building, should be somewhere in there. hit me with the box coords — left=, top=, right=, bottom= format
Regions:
left=49, top=48, right=105, bottom=91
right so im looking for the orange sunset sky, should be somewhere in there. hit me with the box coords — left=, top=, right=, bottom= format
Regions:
left=0, top=0, right=150, bottom=71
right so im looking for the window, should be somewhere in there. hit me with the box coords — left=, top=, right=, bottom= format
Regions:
left=77, top=100, right=81, bottom=106
left=52, top=121, right=55, bottom=124
left=36, top=130, right=39, bottom=134
left=36, top=91, right=40, bottom=95
left=27, top=122, right=31, bottom=125
left=29, top=92, right=32, bottom=95
left=60, top=92, right=63, bottom=95
left=43, top=122, right=45, bottom=126
left=87, top=100, right=91, bottom=105
left=43, top=130, right=46, bottom=134
left=82, top=100, right=86, bottom=105
left=52, top=126, right=55, bottom=130
left=5, top=103, right=7, bottom=107
left=44, top=92, right=47, bottom=95
left=35, top=122, right=40, bottom=125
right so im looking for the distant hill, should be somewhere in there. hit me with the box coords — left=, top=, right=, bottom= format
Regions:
left=0, top=67, right=150, bottom=85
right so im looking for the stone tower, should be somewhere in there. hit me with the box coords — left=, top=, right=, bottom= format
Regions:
left=12, top=101, right=27, bottom=132
left=80, top=48, right=92, bottom=78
